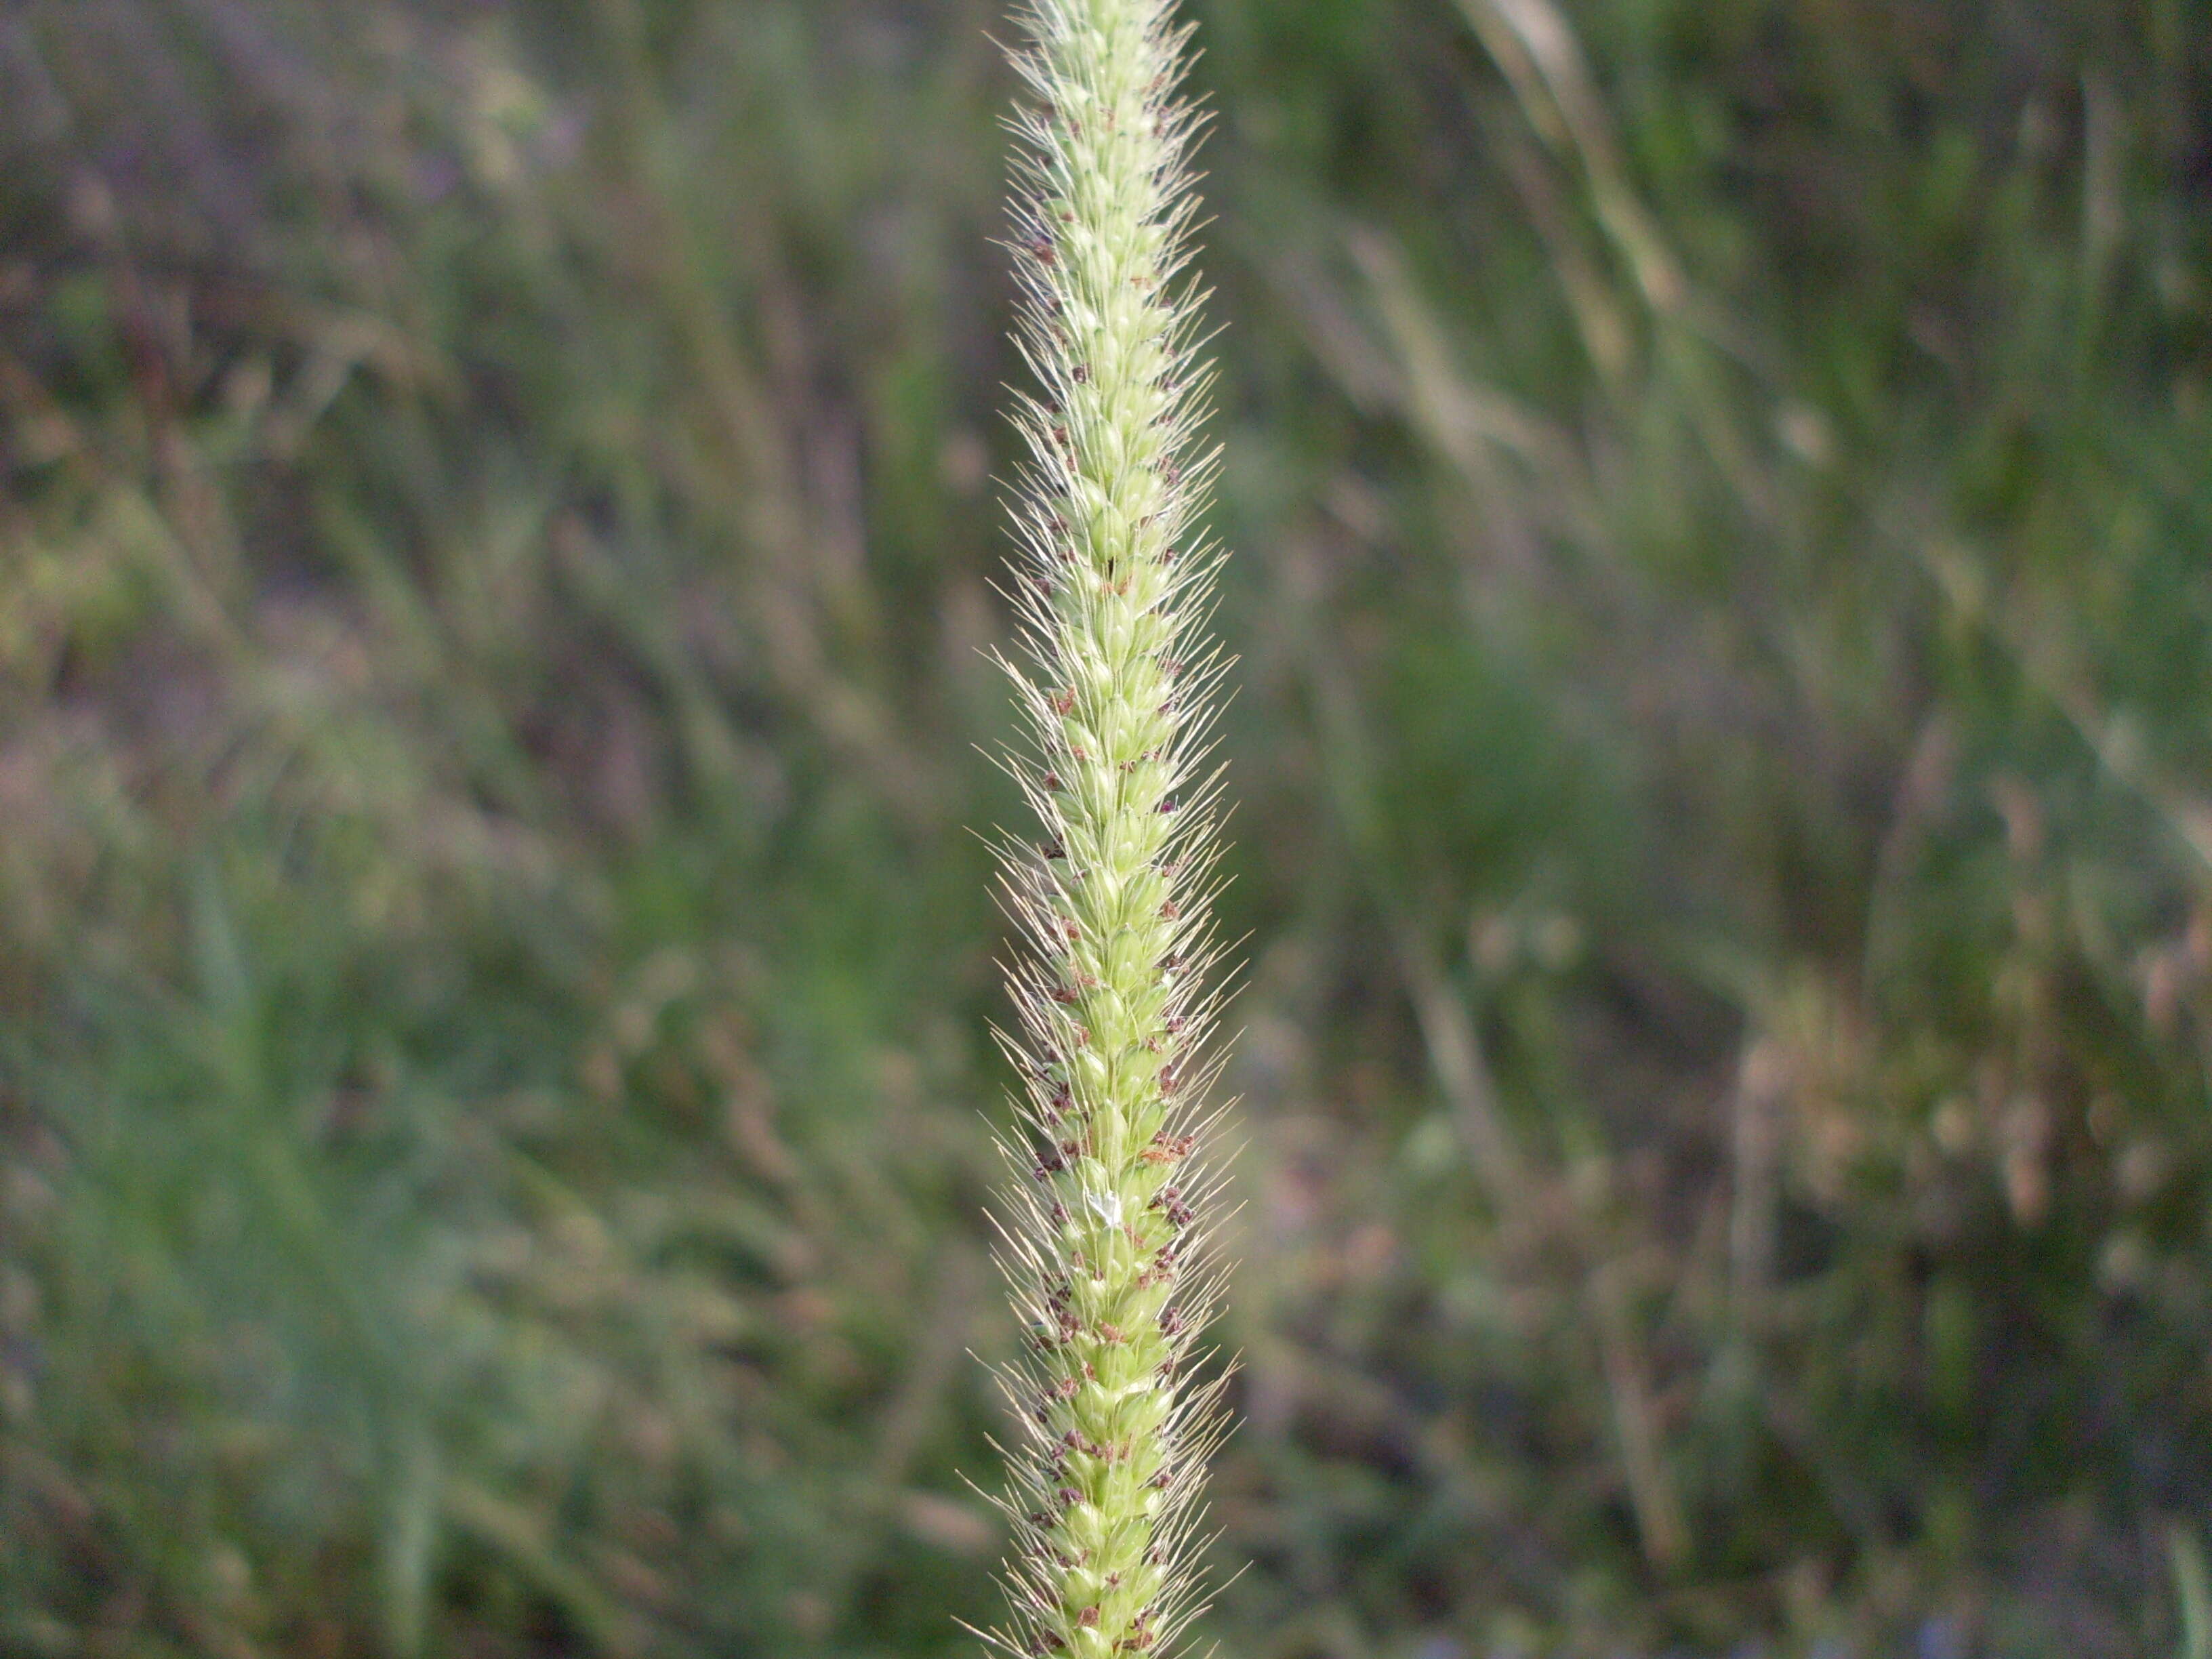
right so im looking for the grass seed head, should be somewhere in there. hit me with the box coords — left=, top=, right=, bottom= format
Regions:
left=979, top=3, right=1234, bottom=1657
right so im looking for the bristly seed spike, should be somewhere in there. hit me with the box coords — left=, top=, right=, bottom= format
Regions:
left=978, top=3, right=1236, bottom=1658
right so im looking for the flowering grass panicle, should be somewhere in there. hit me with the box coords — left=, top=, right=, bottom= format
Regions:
left=975, top=2, right=1236, bottom=1656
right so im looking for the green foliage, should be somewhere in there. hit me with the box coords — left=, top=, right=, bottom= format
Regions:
left=0, top=0, right=2207, bottom=1654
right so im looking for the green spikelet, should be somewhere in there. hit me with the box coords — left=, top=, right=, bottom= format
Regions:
left=975, top=3, right=1235, bottom=1656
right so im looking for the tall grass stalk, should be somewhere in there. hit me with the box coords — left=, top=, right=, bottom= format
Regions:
left=977, top=3, right=1235, bottom=1654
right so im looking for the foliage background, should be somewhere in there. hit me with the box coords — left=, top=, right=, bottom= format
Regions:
left=2, top=0, right=2209, bottom=1654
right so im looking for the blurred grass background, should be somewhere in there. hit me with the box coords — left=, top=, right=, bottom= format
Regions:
left=1, top=0, right=2209, bottom=1654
